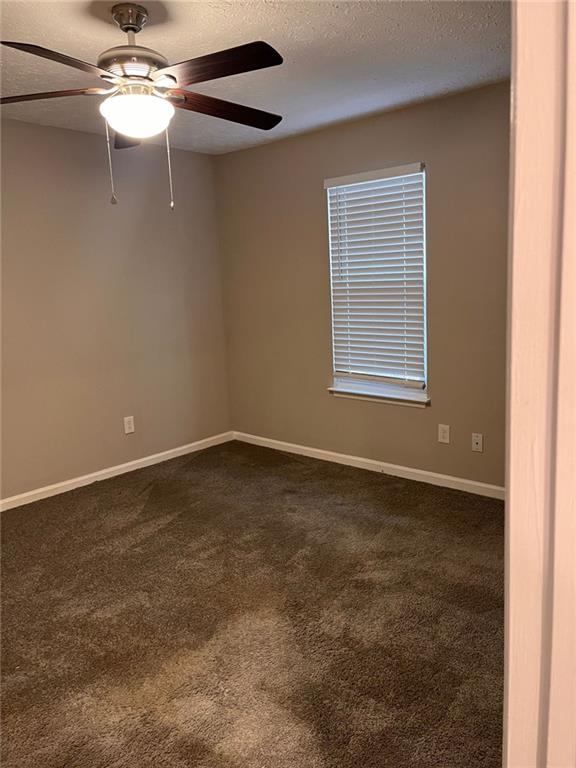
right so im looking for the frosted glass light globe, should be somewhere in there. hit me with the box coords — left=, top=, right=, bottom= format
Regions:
left=100, top=93, right=175, bottom=139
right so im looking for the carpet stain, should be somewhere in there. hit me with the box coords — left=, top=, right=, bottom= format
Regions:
left=1, top=441, right=504, bottom=767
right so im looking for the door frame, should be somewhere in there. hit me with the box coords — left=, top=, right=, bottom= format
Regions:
left=505, top=1, right=575, bottom=765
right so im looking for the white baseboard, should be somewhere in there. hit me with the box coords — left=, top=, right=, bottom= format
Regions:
left=1, top=429, right=505, bottom=511
left=233, top=432, right=505, bottom=500
left=0, top=432, right=235, bottom=512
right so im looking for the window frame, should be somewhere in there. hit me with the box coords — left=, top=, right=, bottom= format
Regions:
left=325, top=163, right=430, bottom=407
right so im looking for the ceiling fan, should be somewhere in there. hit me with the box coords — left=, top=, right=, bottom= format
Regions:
left=0, top=2, right=283, bottom=150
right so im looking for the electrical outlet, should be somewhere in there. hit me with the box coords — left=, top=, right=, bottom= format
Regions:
left=472, top=432, right=484, bottom=452
left=124, top=415, right=135, bottom=434
left=438, top=424, right=450, bottom=444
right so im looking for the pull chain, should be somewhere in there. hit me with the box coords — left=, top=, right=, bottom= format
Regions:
left=104, top=121, right=118, bottom=205
left=165, top=128, right=175, bottom=211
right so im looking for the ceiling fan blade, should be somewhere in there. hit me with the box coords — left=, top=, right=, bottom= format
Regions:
left=169, top=90, right=282, bottom=130
left=0, top=87, right=107, bottom=105
left=156, top=41, right=282, bottom=87
left=114, top=133, right=141, bottom=150
left=1, top=41, right=112, bottom=80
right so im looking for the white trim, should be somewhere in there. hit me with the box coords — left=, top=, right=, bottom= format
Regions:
left=329, top=391, right=428, bottom=408
left=329, top=376, right=430, bottom=407
left=324, top=162, right=424, bottom=189
left=233, top=432, right=504, bottom=500
left=505, top=2, right=576, bottom=765
left=1, top=428, right=505, bottom=512
left=0, top=432, right=235, bottom=512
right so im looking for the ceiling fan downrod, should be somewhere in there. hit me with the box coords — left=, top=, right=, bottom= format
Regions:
left=98, top=4, right=169, bottom=82
left=109, top=3, right=150, bottom=55
left=111, top=3, right=149, bottom=38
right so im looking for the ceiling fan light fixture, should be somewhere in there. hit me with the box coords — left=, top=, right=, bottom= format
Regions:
left=99, top=89, right=175, bottom=139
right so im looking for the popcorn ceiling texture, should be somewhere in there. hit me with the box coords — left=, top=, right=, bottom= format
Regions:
left=1, top=441, right=504, bottom=767
left=1, top=1, right=510, bottom=154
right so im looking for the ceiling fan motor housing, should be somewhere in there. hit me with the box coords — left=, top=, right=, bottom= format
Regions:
left=111, top=3, right=149, bottom=34
left=97, top=45, right=168, bottom=79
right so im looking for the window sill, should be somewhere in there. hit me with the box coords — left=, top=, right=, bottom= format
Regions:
left=328, top=378, right=430, bottom=408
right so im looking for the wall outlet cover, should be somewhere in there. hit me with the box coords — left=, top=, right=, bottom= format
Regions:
left=124, top=416, right=135, bottom=434
left=472, top=432, right=484, bottom=452
left=438, top=424, right=450, bottom=444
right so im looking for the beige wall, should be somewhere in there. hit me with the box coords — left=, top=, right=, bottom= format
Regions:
left=1, top=120, right=229, bottom=498
left=215, top=83, right=510, bottom=486
left=1, top=84, right=509, bottom=497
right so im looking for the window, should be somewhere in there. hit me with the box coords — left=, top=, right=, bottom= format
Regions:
left=325, top=162, right=429, bottom=406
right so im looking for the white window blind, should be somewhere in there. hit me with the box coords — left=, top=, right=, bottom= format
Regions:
left=326, top=163, right=427, bottom=394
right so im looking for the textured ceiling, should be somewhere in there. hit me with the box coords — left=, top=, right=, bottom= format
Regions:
left=0, top=1, right=510, bottom=155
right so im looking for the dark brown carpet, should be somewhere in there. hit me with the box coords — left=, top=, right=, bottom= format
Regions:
left=1, top=441, right=504, bottom=768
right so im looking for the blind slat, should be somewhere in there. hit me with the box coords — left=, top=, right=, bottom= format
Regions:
left=327, top=172, right=423, bottom=194
left=334, top=203, right=424, bottom=222
left=329, top=188, right=423, bottom=208
left=334, top=360, right=425, bottom=370
left=331, top=235, right=424, bottom=247
left=331, top=215, right=424, bottom=227
left=329, top=179, right=423, bottom=197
